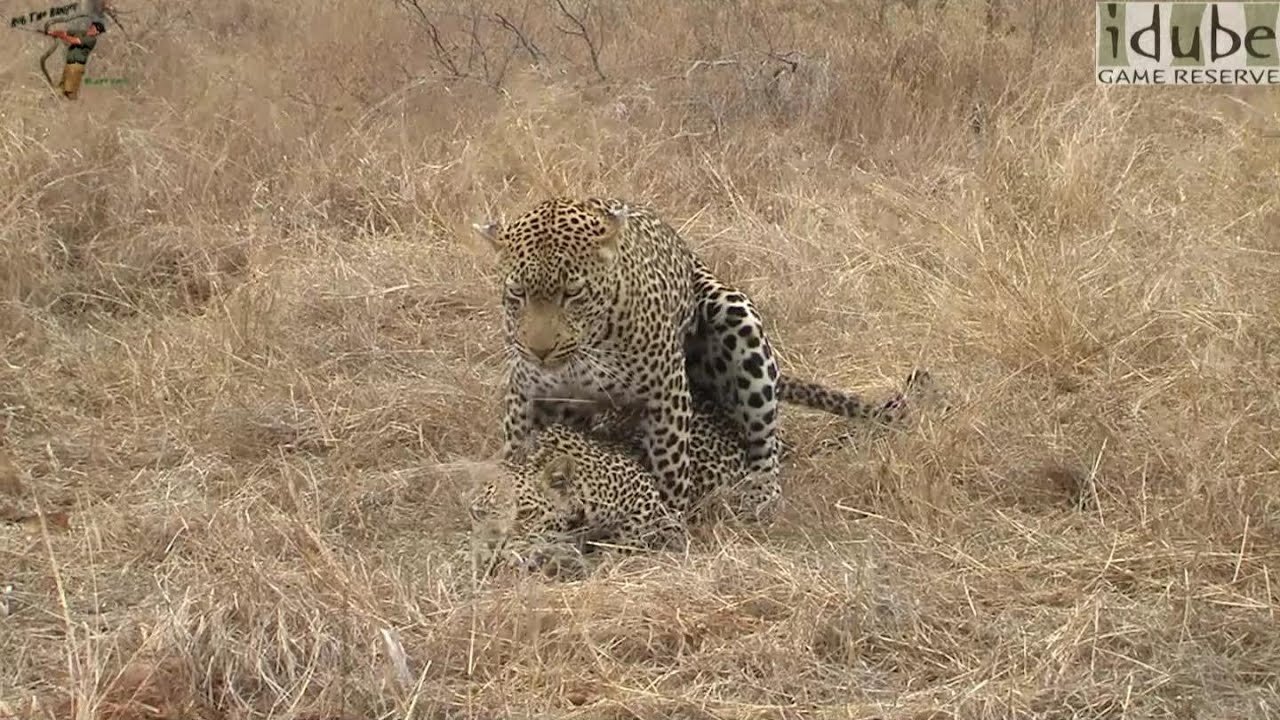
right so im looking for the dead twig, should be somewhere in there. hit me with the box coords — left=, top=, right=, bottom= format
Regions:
left=494, top=9, right=542, bottom=63
left=396, top=0, right=464, bottom=78
left=552, top=0, right=606, bottom=81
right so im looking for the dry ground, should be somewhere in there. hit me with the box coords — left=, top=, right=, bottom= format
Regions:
left=2, top=1, right=1279, bottom=718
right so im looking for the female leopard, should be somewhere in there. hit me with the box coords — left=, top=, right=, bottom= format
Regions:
left=469, top=369, right=936, bottom=576
left=468, top=423, right=689, bottom=578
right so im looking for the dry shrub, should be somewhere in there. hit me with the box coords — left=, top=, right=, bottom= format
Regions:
left=1, top=0, right=1278, bottom=718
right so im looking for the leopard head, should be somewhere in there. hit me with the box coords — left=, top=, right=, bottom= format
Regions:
left=473, top=198, right=628, bottom=369
left=469, top=454, right=590, bottom=578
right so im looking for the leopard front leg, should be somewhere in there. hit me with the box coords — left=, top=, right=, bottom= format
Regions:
left=501, top=366, right=603, bottom=462
left=610, top=511, right=688, bottom=554
left=639, top=352, right=696, bottom=516
left=499, top=380, right=536, bottom=463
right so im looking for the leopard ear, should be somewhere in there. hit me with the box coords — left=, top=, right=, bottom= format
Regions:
left=595, top=204, right=628, bottom=263
left=540, top=454, right=576, bottom=491
left=471, top=221, right=504, bottom=254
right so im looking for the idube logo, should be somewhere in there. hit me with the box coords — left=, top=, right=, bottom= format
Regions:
left=1097, top=2, right=1280, bottom=85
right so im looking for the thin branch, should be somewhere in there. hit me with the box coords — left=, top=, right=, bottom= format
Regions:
left=494, top=9, right=542, bottom=63
left=464, top=4, right=489, bottom=79
left=767, top=50, right=800, bottom=75
left=396, top=0, right=463, bottom=77
left=663, top=58, right=739, bottom=82
left=284, top=91, right=346, bottom=113
left=552, top=0, right=606, bottom=81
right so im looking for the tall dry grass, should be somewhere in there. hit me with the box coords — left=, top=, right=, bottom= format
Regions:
left=2, top=0, right=1279, bottom=717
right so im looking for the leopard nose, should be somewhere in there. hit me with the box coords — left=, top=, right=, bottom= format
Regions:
left=529, top=345, right=553, bottom=361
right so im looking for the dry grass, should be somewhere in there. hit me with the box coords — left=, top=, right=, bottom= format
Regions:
left=2, top=0, right=1279, bottom=717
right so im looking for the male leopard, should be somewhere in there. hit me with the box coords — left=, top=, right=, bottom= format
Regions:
left=475, top=197, right=707, bottom=515
left=475, top=196, right=893, bottom=516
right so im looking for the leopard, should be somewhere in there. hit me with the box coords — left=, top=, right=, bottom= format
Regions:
left=467, top=422, right=687, bottom=579
left=469, top=369, right=939, bottom=578
left=474, top=197, right=704, bottom=515
left=473, top=196, right=912, bottom=519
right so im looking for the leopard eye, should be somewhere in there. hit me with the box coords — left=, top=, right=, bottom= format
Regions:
left=506, top=282, right=526, bottom=300
left=563, top=279, right=586, bottom=300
